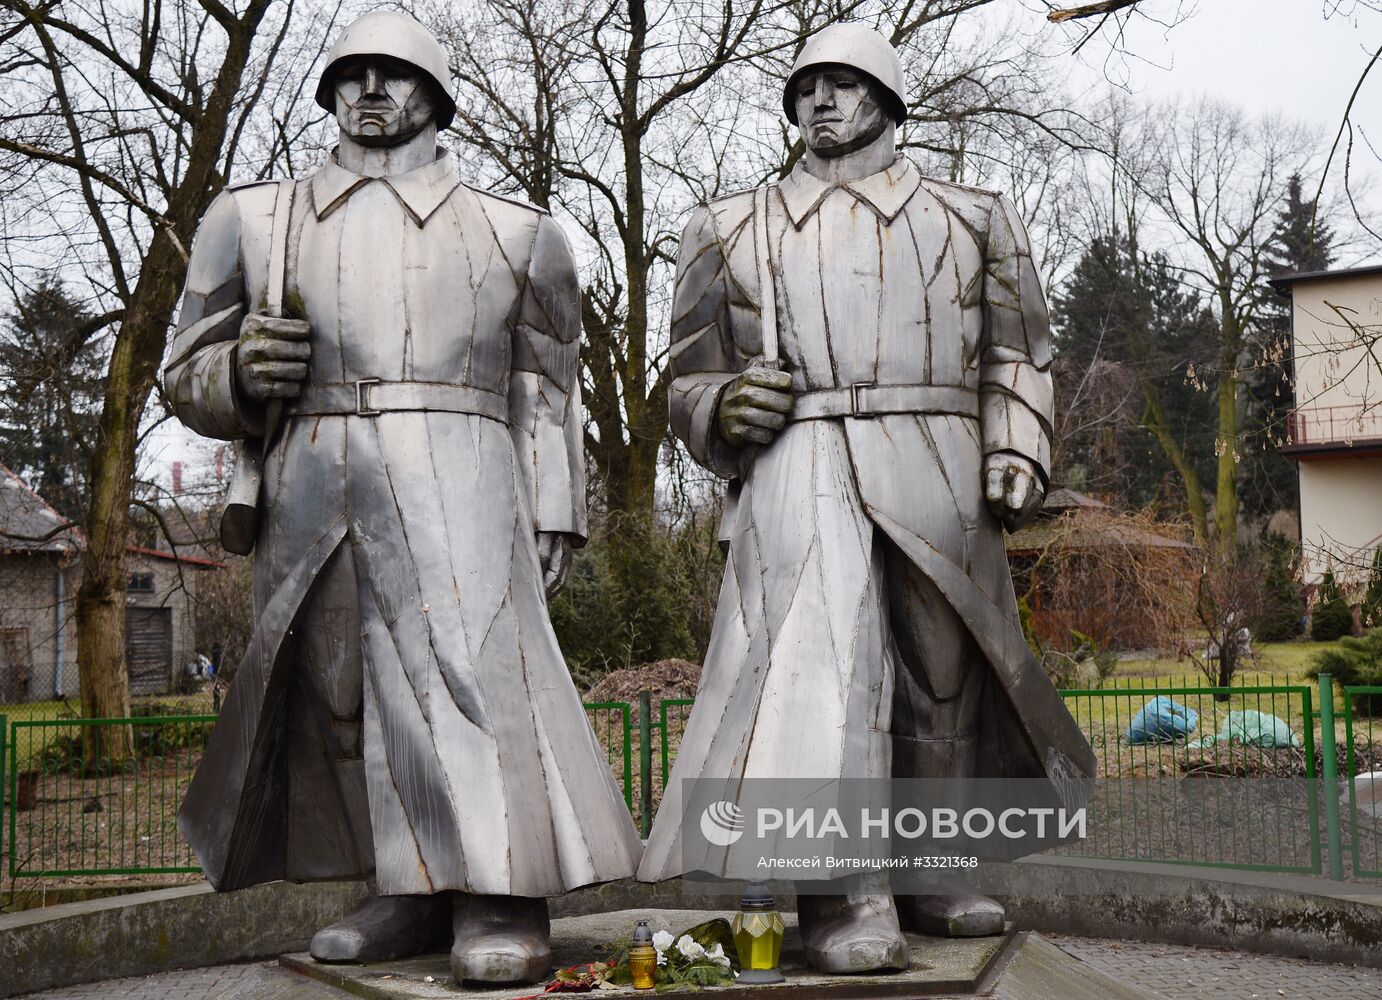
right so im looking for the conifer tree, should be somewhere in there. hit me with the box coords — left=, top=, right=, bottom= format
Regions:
left=1244, top=174, right=1336, bottom=518
left=0, top=275, right=105, bottom=523
left=1051, top=235, right=1216, bottom=527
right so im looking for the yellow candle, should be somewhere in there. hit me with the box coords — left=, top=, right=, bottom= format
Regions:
left=629, top=919, right=657, bottom=989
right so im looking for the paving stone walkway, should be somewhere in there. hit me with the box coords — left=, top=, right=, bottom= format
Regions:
left=1053, top=935, right=1382, bottom=999
left=19, top=962, right=266, bottom=999
left=19, top=938, right=1382, bottom=998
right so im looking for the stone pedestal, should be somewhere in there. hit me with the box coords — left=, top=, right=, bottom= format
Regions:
left=222, top=908, right=1163, bottom=999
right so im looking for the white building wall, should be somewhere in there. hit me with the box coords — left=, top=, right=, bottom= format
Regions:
left=1299, top=458, right=1382, bottom=584
left=1289, top=271, right=1382, bottom=585
left=126, top=554, right=201, bottom=683
left=0, top=550, right=207, bottom=703
left=1291, top=272, right=1382, bottom=414
left=0, top=553, right=78, bottom=701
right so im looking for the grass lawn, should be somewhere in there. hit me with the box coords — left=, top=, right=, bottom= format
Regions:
left=2, top=692, right=216, bottom=770
left=1116, top=639, right=1343, bottom=686
left=1057, top=638, right=1382, bottom=777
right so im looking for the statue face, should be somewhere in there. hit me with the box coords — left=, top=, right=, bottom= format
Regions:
left=794, top=66, right=889, bottom=157
left=333, top=55, right=436, bottom=146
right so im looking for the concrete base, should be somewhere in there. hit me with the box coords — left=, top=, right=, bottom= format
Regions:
left=6, top=859, right=1382, bottom=997
left=995, top=856, right=1382, bottom=968
left=0, top=880, right=369, bottom=999
left=266, top=909, right=1161, bottom=999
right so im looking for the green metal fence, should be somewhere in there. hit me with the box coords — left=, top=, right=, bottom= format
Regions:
left=583, top=701, right=634, bottom=810
left=0, top=705, right=634, bottom=882
left=1342, top=685, right=1382, bottom=879
left=6, top=715, right=216, bottom=878
left=647, top=681, right=1374, bottom=879
left=1056, top=680, right=1321, bottom=874
left=10, top=679, right=1382, bottom=882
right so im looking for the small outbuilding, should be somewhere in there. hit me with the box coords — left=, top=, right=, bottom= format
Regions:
left=1006, top=488, right=1196, bottom=650
left=0, top=461, right=217, bottom=703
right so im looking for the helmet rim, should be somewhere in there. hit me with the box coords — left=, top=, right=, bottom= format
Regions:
left=783, top=63, right=907, bottom=127
left=781, top=23, right=908, bottom=128
left=315, top=11, right=457, bottom=131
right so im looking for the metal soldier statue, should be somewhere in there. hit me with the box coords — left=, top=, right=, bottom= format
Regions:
left=639, top=23, right=1094, bottom=973
left=165, top=11, right=639, bottom=986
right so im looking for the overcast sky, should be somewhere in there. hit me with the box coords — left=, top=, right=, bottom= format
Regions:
left=1070, top=0, right=1381, bottom=264
left=1072, top=0, right=1380, bottom=122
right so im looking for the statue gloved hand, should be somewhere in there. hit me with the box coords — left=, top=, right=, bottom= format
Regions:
left=236, top=313, right=312, bottom=402
left=984, top=453, right=1045, bottom=533
left=716, top=366, right=794, bottom=448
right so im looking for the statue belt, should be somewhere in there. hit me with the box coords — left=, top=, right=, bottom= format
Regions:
left=286, top=380, right=508, bottom=422
left=790, top=383, right=977, bottom=421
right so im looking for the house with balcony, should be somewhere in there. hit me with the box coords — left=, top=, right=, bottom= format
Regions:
left=1270, top=263, right=1382, bottom=585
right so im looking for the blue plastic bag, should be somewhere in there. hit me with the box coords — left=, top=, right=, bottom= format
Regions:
left=1124, top=696, right=1199, bottom=745
left=1186, top=710, right=1302, bottom=749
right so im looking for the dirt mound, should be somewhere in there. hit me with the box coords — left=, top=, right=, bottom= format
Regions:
left=583, top=658, right=702, bottom=710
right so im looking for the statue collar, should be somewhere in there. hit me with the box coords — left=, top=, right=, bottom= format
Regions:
left=777, top=156, right=920, bottom=229
left=311, top=148, right=461, bottom=226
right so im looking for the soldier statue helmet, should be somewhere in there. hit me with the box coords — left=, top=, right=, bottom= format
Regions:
left=313, top=9, right=458, bottom=128
left=782, top=21, right=908, bottom=126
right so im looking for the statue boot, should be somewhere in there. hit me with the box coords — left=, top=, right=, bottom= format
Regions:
left=310, top=891, right=451, bottom=962
left=450, top=893, right=552, bottom=985
left=797, top=888, right=909, bottom=974
left=896, top=892, right=1006, bottom=937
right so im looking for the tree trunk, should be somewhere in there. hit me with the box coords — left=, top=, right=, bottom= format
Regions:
left=1214, top=373, right=1239, bottom=551
left=72, top=8, right=266, bottom=760
left=1125, top=232, right=1209, bottom=543
left=1214, top=311, right=1241, bottom=554
left=1140, top=382, right=1210, bottom=545
left=76, top=230, right=195, bottom=761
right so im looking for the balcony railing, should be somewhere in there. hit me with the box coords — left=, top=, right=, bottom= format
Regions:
left=1288, top=404, right=1382, bottom=448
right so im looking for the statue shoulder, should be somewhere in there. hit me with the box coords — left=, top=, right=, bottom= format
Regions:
left=914, top=174, right=1005, bottom=240
left=219, top=178, right=289, bottom=212
left=463, top=183, right=551, bottom=221
left=702, top=186, right=758, bottom=229
left=915, top=174, right=1002, bottom=207
left=223, top=178, right=286, bottom=193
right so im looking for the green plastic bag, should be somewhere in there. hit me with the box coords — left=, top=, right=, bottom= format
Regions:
left=1186, top=710, right=1302, bottom=749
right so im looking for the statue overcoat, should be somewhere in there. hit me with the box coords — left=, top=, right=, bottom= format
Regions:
left=165, top=151, right=641, bottom=896
left=639, top=156, right=1093, bottom=879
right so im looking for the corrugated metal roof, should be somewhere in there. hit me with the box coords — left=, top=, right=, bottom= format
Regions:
left=1042, top=488, right=1109, bottom=512
left=0, top=461, right=81, bottom=555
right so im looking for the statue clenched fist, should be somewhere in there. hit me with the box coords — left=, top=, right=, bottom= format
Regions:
left=716, top=365, right=794, bottom=448
left=236, top=314, right=312, bottom=402
left=983, top=452, right=1045, bottom=533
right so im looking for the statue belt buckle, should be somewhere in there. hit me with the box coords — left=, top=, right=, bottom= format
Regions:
left=354, top=377, right=383, bottom=417
left=849, top=382, right=877, bottom=418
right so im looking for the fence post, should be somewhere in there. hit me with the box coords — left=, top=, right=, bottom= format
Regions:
left=0, top=713, right=6, bottom=869
left=639, top=690, right=653, bottom=839
left=1319, top=673, right=1346, bottom=880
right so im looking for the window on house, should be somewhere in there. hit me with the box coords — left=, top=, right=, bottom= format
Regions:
left=127, top=572, right=155, bottom=594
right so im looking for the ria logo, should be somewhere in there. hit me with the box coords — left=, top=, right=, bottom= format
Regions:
left=699, top=800, right=746, bottom=847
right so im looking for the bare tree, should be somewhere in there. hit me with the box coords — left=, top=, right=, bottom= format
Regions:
left=1191, top=544, right=1278, bottom=693
left=435, top=1, right=1107, bottom=636
left=0, top=0, right=335, bottom=755
left=1053, top=98, right=1216, bottom=540
left=1147, top=101, right=1316, bottom=552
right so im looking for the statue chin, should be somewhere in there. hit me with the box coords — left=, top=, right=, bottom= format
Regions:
left=341, top=113, right=431, bottom=149
left=807, top=118, right=889, bottom=159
